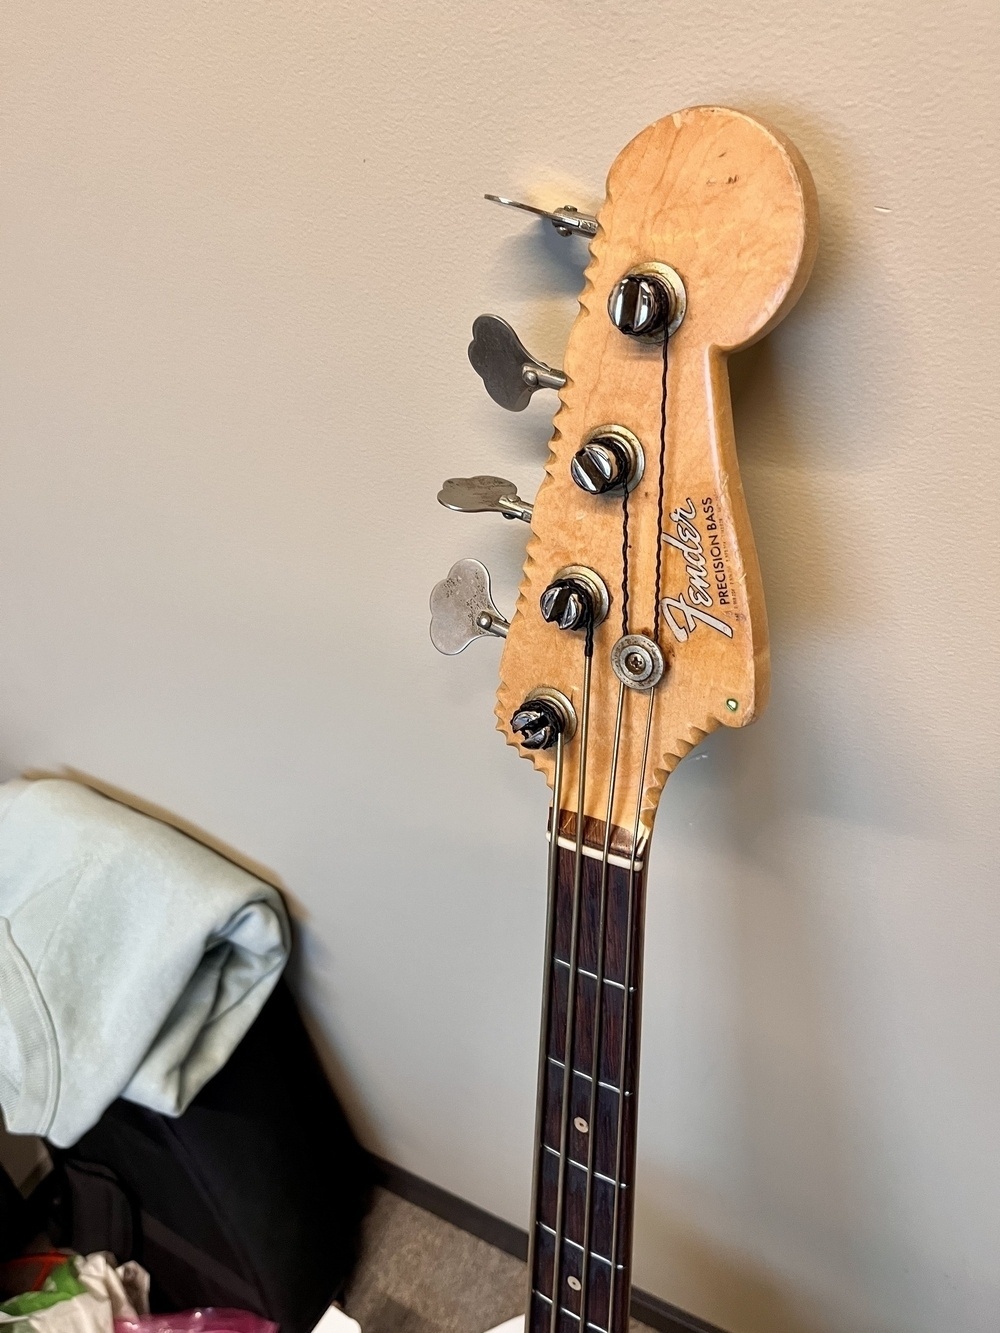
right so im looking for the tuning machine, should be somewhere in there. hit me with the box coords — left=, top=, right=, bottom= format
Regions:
left=437, top=476, right=532, bottom=523
left=429, top=559, right=510, bottom=655
left=468, top=315, right=566, bottom=412
left=484, top=195, right=598, bottom=239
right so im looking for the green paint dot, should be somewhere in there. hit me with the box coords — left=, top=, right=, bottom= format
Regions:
left=726, top=698, right=739, bottom=712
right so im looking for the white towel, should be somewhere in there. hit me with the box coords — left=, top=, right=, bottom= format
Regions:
left=0, top=778, right=290, bottom=1146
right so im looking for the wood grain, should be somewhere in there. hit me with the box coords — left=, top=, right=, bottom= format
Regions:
left=496, top=106, right=818, bottom=842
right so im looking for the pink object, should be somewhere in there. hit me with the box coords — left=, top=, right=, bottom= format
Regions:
left=116, top=1311, right=278, bottom=1333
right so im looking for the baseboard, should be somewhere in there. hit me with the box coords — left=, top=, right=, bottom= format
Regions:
left=374, top=1158, right=727, bottom=1333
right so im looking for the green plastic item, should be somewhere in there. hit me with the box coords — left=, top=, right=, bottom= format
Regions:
left=0, top=1260, right=86, bottom=1318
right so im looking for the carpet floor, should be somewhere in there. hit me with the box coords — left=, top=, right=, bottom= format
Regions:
left=343, top=1188, right=653, bottom=1333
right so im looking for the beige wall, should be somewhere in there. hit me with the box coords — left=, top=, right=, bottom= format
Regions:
left=1, top=4, right=998, bottom=1331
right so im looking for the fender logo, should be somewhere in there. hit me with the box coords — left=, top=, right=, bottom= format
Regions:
left=660, top=498, right=733, bottom=643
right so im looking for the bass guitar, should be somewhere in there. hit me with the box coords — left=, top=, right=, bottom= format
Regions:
left=431, top=104, right=818, bottom=1333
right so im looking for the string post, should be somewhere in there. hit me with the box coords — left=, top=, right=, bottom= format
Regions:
left=511, top=689, right=577, bottom=750
left=607, top=262, right=686, bottom=341
left=539, top=566, right=610, bottom=654
left=539, top=579, right=593, bottom=633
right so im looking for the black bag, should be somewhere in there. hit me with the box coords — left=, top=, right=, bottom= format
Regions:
left=0, top=1162, right=33, bottom=1262
left=49, top=980, right=372, bottom=1333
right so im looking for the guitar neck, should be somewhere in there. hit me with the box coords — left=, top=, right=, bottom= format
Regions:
left=527, top=815, right=648, bottom=1333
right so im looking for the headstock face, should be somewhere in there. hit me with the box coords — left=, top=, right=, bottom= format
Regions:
left=496, top=106, right=818, bottom=849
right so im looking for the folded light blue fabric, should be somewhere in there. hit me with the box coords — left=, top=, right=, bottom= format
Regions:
left=0, top=778, right=290, bottom=1146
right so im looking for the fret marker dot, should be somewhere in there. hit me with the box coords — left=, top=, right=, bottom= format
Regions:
left=567, top=1277, right=582, bottom=1292
left=574, top=1116, right=590, bottom=1134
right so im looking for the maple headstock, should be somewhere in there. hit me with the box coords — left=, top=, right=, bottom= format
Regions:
left=497, top=107, right=816, bottom=849
left=432, top=105, right=817, bottom=854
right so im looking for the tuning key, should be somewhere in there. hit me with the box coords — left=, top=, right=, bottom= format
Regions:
left=468, top=315, right=566, bottom=413
left=485, top=195, right=598, bottom=239
left=437, top=476, right=532, bottom=523
left=430, top=559, right=510, bottom=655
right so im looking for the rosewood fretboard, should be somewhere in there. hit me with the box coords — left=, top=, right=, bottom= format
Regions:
left=527, top=816, right=648, bottom=1333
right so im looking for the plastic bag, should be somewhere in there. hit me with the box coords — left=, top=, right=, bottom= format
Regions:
left=0, top=1254, right=149, bottom=1333
left=115, top=1312, right=277, bottom=1333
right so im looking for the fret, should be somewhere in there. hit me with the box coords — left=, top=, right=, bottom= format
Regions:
left=535, top=1291, right=618, bottom=1308
left=535, top=1223, right=613, bottom=1326
left=535, top=1223, right=627, bottom=1268
left=527, top=833, right=646, bottom=1333
left=530, top=1291, right=610, bottom=1333
left=530, top=1293, right=610, bottom=1333
left=542, top=1067, right=621, bottom=1178
left=537, top=1077, right=619, bottom=1237
left=546, top=1056, right=626, bottom=1096
left=553, top=958, right=626, bottom=992
left=542, top=1145, right=622, bottom=1189
left=547, top=962, right=625, bottom=1081
left=552, top=852, right=632, bottom=984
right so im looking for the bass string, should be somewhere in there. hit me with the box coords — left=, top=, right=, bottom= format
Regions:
left=576, top=678, right=626, bottom=1328
left=606, top=688, right=655, bottom=1328
left=602, top=326, right=671, bottom=1326
left=526, top=730, right=565, bottom=1313
left=547, top=620, right=593, bottom=1333
left=652, top=326, right=670, bottom=638
left=547, top=320, right=671, bottom=1331
left=621, top=486, right=631, bottom=638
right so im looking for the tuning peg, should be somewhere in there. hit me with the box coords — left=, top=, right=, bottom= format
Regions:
left=484, top=195, right=598, bottom=239
left=430, top=559, right=510, bottom=655
left=468, top=315, right=566, bottom=413
left=437, top=476, right=533, bottom=523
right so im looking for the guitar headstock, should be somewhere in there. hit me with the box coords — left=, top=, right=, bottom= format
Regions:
left=433, top=106, right=817, bottom=855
